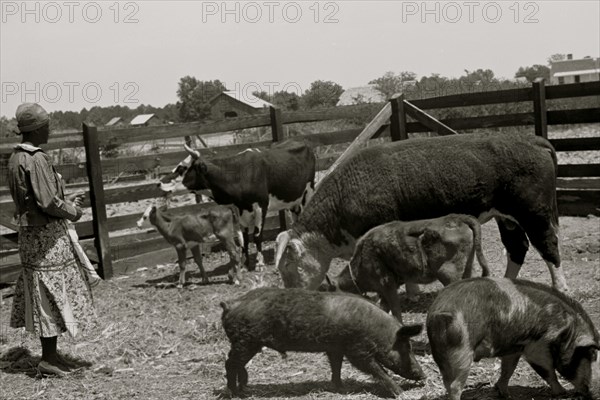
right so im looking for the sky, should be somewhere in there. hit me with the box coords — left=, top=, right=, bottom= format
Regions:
left=1, top=0, right=599, bottom=117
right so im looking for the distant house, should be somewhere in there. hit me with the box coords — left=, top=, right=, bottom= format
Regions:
left=550, top=54, right=600, bottom=85
left=130, top=114, right=161, bottom=127
left=336, top=85, right=385, bottom=106
left=209, top=91, right=273, bottom=120
left=105, top=117, right=123, bottom=127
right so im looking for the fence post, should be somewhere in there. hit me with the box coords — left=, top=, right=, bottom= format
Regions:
left=270, top=106, right=287, bottom=231
left=389, top=93, right=408, bottom=141
left=82, top=123, right=113, bottom=279
left=533, top=78, right=548, bottom=139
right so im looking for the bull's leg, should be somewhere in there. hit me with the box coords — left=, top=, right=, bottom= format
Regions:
left=289, top=208, right=299, bottom=223
left=254, top=205, right=267, bottom=272
left=346, top=356, right=401, bottom=397
left=175, top=245, right=188, bottom=288
left=496, top=217, right=529, bottom=280
left=494, top=354, right=520, bottom=398
left=190, top=245, right=208, bottom=284
left=522, top=218, right=568, bottom=292
left=326, top=351, right=344, bottom=390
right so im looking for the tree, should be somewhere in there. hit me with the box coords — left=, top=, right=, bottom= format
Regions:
left=515, top=64, right=550, bottom=82
left=463, top=69, right=495, bottom=82
left=0, top=116, right=18, bottom=137
left=253, top=90, right=301, bottom=111
left=176, top=76, right=227, bottom=122
left=369, top=71, right=417, bottom=100
left=300, top=80, right=344, bottom=109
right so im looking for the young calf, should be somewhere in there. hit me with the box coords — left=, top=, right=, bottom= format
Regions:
left=221, top=288, right=425, bottom=397
left=427, top=277, right=599, bottom=400
left=137, top=204, right=243, bottom=286
left=328, top=214, right=490, bottom=323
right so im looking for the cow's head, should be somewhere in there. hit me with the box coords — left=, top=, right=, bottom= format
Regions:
left=158, top=145, right=208, bottom=193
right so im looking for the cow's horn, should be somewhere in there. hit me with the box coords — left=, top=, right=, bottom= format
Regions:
left=184, top=144, right=200, bottom=159
left=275, top=230, right=292, bottom=270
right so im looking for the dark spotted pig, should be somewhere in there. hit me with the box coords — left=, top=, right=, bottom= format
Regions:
left=220, top=287, right=425, bottom=397
left=427, top=277, right=599, bottom=400
left=329, top=214, right=490, bottom=323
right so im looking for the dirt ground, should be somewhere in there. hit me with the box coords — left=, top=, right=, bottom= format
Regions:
left=0, top=215, right=598, bottom=400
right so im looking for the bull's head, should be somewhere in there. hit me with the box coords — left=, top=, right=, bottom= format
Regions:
left=158, top=145, right=208, bottom=193
left=275, top=229, right=332, bottom=290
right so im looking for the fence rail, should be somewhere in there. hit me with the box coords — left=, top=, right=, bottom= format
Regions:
left=1, top=80, right=599, bottom=283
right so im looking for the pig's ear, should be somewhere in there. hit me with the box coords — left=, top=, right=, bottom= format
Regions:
left=398, top=324, right=423, bottom=338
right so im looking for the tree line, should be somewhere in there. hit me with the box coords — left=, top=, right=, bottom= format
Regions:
left=0, top=53, right=581, bottom=137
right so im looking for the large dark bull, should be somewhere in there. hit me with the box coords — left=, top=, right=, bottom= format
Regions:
left=275, top=133, right=567, bottom=292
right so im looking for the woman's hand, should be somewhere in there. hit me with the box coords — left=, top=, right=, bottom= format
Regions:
left=66, top=191, right=86, bottom=207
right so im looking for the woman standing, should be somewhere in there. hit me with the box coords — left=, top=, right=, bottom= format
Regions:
left=8, top=103, right=97, bottom=376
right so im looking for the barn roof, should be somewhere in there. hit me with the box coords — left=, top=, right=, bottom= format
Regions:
left=212, top=91, right=274, bottom=109
left=336, top=85, right=385, bottom=106
left=130, top=114, right=156, bottom=126
left=550, top=57, right=600, bottom=75
left=105, top=117, right=122, bottom=126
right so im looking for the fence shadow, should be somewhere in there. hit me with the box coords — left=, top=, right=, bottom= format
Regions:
left=133, top=262, right=235, bottom=288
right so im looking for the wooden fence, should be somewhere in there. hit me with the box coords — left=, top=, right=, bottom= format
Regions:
left=1, top=80, right=599, bottom=283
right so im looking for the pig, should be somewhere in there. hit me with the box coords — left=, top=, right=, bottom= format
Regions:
left=426, top=277, right=600, bottom=400
left=220, top=287, right=425, bottom=397
left=327, top=214, right=490, bottom=323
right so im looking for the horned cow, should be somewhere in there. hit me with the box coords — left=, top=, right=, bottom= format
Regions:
left=160, top=139, right=316, bottom=272
left=275, top=132, right=567, bottom=292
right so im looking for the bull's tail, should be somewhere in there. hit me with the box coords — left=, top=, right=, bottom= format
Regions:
left=533, top=136, right=560, bottom=229
left=457, top=215, right=490, bottom=277
left=227, top=205, right=244, bottom=248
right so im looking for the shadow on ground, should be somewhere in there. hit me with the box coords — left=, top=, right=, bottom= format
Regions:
left=212, top=378, right=423, bottom=399
left=427, top=384, right=557, bottom=400
left=0, top=347, right=93, bottom=378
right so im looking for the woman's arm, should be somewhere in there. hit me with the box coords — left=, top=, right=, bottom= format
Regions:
left=28, top=154, right=82, bottom=222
